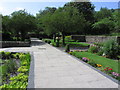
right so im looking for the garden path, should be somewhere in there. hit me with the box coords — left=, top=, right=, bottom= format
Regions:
left=0, top=38, right=119, bottom=88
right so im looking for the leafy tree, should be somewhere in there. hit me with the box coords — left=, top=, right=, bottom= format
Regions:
left=11, top=10, right=37, bottom=40
left=42, top=7, right=86, bottom=45
left=92, top=18, right=114, bottom=35
left=64, top=1, right=95, bottom=34
left=64, top=1, right=95, bottom=22
left=94, top=7, right=112, bottom=21
left=36, top=7, right=57, bottom=41
left=111, top=10, right=120, bottom=33
left=2, top=16, right=11, bottom=33
left=2, top=15, right=13, bottom=40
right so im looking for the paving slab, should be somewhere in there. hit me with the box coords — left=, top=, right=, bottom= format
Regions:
left=0, top=38, right=119, bottom=88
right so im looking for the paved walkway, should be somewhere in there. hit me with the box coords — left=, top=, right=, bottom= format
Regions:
left=0, top=38, right=119, bottom=88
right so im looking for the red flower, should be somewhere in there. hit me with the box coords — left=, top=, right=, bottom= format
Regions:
left=104, top=69, right=106, bottom=71
left=106, top=67, right=109, bottom=69
left=108, top=68, right=112, bottom=70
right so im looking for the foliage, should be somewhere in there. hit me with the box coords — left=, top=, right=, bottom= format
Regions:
left=0, top=51, right=12, bottom=59
left=92, top=18, right=115, bottom=35
left=102, top=39, right=120, bottom=58
left=0, top=52, right=31, bottom=88
left=94, top=8, right=112, bottom=21
left=41, top=6, right=86, bottom=45
left=88, top=46, right=98, bottom=53
left=64, top=1, right=95, bottom=35
left=2, top=10, right=36, bottom=41
left=0, top=73, right=28, bottom=88
left=64, top=1, right=95, bottom=22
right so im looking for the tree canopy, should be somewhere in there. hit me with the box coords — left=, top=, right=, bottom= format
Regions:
left=40, top=6, right=86, bottom=45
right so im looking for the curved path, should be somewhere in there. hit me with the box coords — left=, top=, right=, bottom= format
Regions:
left=0, top=38, right=119, bottom=88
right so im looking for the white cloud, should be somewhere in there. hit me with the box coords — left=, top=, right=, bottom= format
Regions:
left=15, top=7, right=24, bottom=11
left=0, top=7, right=3, bottom=12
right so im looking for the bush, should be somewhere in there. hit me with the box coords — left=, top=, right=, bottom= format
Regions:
left=0, top=51, right=11, bottom=59
left=65, top=44, right=70, bottom=52
left=96, top=50, right=104, bottom=56
left=102, top=39, right=120, bottom=58
left=88, top=46, right=98, bottom=53
left=47, top=40, right=51, bottom=44
left=65, top=36, right=71, bottom=41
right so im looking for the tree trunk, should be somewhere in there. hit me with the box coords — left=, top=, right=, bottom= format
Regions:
left=53, top=33, right=56, bottom=42
left=62, top=32, right=65, bottom=46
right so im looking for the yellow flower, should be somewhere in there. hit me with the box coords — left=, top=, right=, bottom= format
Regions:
left=96, top=64, right=102, bottom=67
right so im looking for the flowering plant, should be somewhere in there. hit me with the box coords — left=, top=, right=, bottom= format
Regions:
left=96, top=64, right=102, bottom=67
left=82, top=57, right=90, bottom=62
left=112, top=72, right=120, bottom=78
left=104, top=67, right=113, bottom=73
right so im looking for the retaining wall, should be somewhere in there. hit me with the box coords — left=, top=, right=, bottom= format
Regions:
left=1, top=41, right=30, bottom=48
left=71, top=35, right=120, bottom=44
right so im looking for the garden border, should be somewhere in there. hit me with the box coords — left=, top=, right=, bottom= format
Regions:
left=68, top=52, right=120, bottom=85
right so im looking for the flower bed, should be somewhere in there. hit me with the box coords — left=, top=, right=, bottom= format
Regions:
left=68, top=51, right=120, bottom=81
left=0, top=51, right=31, bottom=88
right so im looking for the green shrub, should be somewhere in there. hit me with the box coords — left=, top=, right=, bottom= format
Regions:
left=103, top=39, right=120, bottom=58
left=47, top=40, right=51, bottom=44
left=88, top=46, right=98, bottom=53
left=96, top=50, right=104, bottom=56
left=0, top=51, right=11, bottom=59
left=65, top=44, right=70, bottom=52
left=65, top=36, right=71, bottom=41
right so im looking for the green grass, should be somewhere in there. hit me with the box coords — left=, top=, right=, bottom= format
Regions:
left=72, top=51, right=119, bottom=73
left=42, top=38, right=90, bottom=47
left=65, top=42, right=90, bottom=47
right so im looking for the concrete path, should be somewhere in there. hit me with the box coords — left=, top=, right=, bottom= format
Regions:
left=0, top=38, right=119, bottom=88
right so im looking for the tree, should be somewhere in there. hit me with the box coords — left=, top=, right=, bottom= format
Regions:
left=42, top=7, right=86, bottom=45
left=92, top=18, right=115, bottom=35
left=64, top=1, right=95, bottom=34
left=36, top=7, right=57, bottom=41
left=11, top=10, right=37, bottom=40
left=111, top=10, right=120, bottom=33
left=2, top=15, right=11, bottom=34
left=2, top=15, right=13, bottom=41
left=94, top=7, right=112, bottom=21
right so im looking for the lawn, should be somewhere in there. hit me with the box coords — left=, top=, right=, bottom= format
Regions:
left=72, top=51, right=119, bottom=73
left=42, top=38, right=90, bottom=47
left=65, top=42, right=90, bottom=47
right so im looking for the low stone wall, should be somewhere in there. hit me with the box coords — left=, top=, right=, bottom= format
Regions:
left=71, top=35, right=120, bottom=44
left=1, top=41, right=30, bottom=48
left=86, top=36, right=118, bottom=43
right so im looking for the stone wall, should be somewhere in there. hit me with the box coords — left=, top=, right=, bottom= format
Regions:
left=86, top=36, right=118, bottom=43
left=1, top=41, right=30, bottom=48
left=71, top=35, right=120, bottom=44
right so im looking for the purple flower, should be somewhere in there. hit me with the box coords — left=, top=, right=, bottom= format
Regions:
left=82, top=57, right=89, bottom=62
left=112, top=72, right=120, bottom=77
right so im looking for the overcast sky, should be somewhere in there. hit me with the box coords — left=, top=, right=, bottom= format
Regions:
left=0, top=0, right=119, bottom=16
